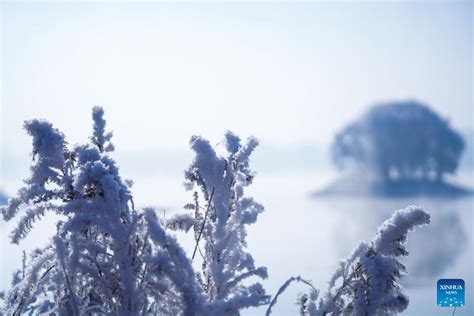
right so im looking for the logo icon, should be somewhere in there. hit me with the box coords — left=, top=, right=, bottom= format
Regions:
left=437, top=279, right=465, bottom=307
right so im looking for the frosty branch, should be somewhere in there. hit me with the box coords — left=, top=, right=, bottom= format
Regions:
left=0, top=108, right=429, bottom=315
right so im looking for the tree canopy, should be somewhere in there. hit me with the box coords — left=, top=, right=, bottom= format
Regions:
left=332, top=101, right=465, bottom=182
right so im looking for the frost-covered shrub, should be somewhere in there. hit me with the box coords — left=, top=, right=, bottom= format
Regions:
left=0, top=107, right=429, bottom=316
left=182, top=132, right=270, bottom=313
left=266, top=206, right=430, bottom=316
left=0, top=108, right=203, bottom=315
left=0, top=109, right=268, bottom=316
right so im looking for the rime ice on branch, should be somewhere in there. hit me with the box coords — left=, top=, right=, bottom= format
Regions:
left=267, top=205, right=430, bottom=316
left=0, top=110, right=269, bottom=316
left=0, top=109, right=203, bottom=315
left=182, top=131, right=270, bottom=313
left=0, top=107, right=429, bottom=316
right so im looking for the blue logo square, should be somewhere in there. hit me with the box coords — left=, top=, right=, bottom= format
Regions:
left=437, top=279, right=465, bottom=307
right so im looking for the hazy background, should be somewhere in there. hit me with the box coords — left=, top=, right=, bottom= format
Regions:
left=1, top=2, right=473, bottom=315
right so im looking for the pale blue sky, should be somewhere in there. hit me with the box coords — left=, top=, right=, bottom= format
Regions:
left=1, top=1, right=472, bottom=194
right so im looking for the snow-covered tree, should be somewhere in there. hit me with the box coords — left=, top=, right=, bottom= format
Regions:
left=266, top=206, right=430, bottom=316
